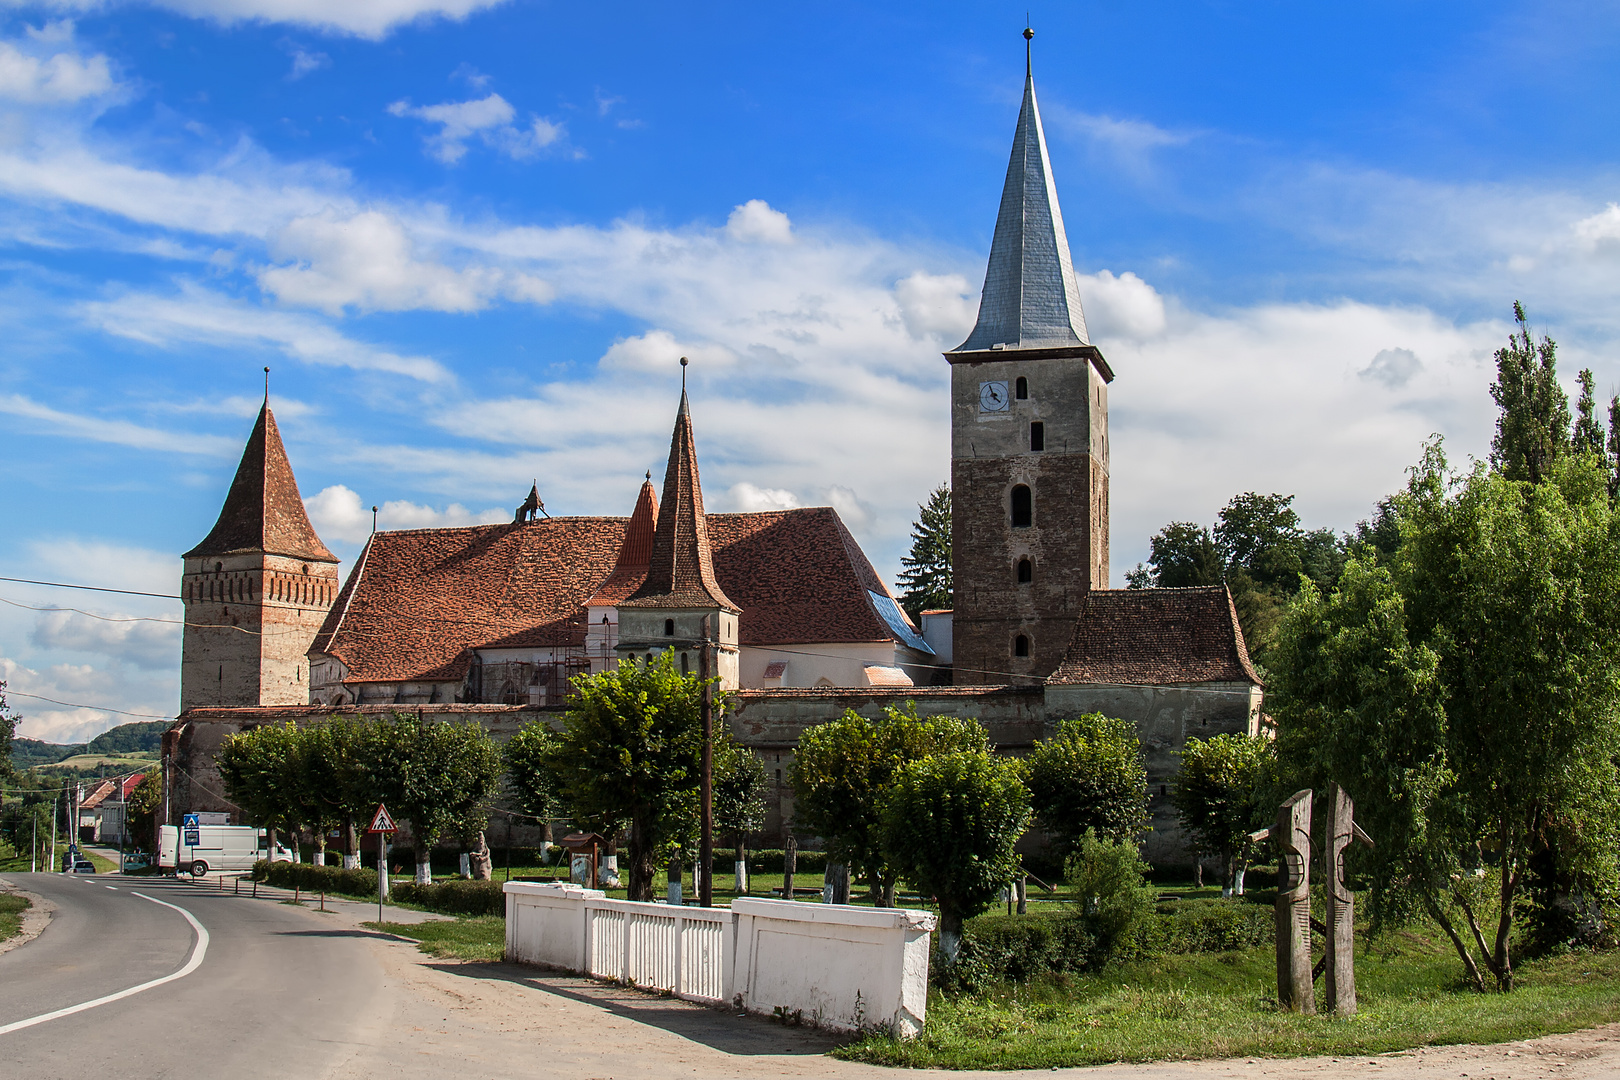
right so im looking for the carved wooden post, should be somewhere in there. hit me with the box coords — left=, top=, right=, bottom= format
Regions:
left=1275, top=789, right=1315, bottom=1014
left=1324, top=783, right=1374, bottom=1016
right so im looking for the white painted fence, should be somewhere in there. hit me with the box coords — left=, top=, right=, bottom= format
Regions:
left=505, top=882, right=935, bottom=1036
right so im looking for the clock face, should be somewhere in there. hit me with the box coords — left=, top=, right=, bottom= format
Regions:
left=979, top=380, right=1010, bottom=412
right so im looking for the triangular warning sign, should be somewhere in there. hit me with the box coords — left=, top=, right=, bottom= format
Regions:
left=367, top=804, right=397, bottom=833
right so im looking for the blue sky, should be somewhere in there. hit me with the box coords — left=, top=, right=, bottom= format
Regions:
left=4, top=0, right=1619, bottom=740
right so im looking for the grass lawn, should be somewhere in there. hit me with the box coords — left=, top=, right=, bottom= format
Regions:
left=368, top=916, right=505, bottom=961
left=840, top=922, right=1620, bottom=1069
left=0, top=839, right=67, bottom=874
left=0, top=891, right=29, bottom=942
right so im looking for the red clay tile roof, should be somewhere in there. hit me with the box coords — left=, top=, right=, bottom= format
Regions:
left=311, top=499, right=912, bottom=684
left=185, top=403, right=337, bottom=563
left=623, top=392, right=740, bottom=613
left=311, top=518, right=626, bottom=683
left=587, top=479, right=658, bottom=607
left=1047, top=586, right=1262, bottom=687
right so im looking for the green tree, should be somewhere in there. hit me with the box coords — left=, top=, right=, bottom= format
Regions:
left=546, top=653, right=707, bottom=901
left=1270, top=442, right=1620, bottom=992
left=790, top=704, right=987, bottom=906
left=878, top=749, right=1030, bottom=966
left=1573, top=368, right=1605, bottom=458
left=1025, top=714, right=1147, bottom=856
left=218, top=722, right=307, bottom=849
left=125, top=769, right=162, bottom=852
left=0, top=681, right=17, bottom=783
left=295, top=717, right=372, bottom=866
left=1066, top=829, right=1155, bottom=962
left=715, top=737, right=768, bottom=891
left=1171, top=733, right=1276, bottom=894
left=897, top=484, right=952, bottom=620
left=363, top=714, right=503, bottom=884
left=503, top=720, right=561, bottom=824
left=1489, top=301, right=1570, bottom=484
left=1127, top=522, right=1222, bottom=589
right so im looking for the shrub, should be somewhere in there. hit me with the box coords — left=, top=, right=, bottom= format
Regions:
left=251, top=859, right=378, bottom=898
left=1066, top=830, right=1155, bottom=963
left=392, top=879, right=506, bottom=916
left=1026, top=715, right=1149, bottom=855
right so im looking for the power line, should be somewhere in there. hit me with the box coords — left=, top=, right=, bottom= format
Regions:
left=0, top=576, right=178, bottom=600
left=4, top=691, right=174, bottom=720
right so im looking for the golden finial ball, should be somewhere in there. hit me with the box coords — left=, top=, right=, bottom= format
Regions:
left=1023, top=27, right=1034, bottom=41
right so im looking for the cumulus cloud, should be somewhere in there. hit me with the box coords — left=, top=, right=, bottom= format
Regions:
left=598, top=329, right=734, bottom=373
left=1080, top=269, right=1168, bottom=342
left=725, top=482, right=800, bottom=513
left=261, top=209, right=554, bottom=314
left=304, top=484, right=508, bottom=543
left=1360, top=347, right=1424, bottom=389
left=894, top=271, right=975, bottom=341
left=387, top=93, right=567, bottom=164
left=726, top=199, right=793, bottom=244
left=1573, top=203, right=1620, bottom=256
left=0, top=28, right=115, bottom=103
left=0, top=0, right=513, bottom=39
left=25, top=539, right=179, bottom=596
left=31, top=609, right=179, bottom=670
left=0, top=656, right=175, bottom=742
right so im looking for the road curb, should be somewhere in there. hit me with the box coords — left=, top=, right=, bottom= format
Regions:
left=0, top=881, right=56, bottom=957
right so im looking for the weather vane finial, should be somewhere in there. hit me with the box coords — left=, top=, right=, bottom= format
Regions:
left=263, top=366, right=270, bottom=403
left=1024, top=24, right=1034, bottom=76
left=680, top=355, right=688, bottom=390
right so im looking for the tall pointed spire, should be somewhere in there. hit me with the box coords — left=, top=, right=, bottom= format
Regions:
left=950, top=28, right=1091, bottom=355
left=623, top=390, right=739, bottom=613
left=185, top=402, right=337, bottom=563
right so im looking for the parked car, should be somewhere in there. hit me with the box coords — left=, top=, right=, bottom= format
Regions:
left=70, top=859, right=96, bottom=874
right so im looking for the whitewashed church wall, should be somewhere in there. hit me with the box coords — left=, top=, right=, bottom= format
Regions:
left=739, top=642, right=909, bottom=689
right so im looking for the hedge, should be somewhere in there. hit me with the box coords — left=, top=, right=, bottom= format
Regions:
left=391, top=879, right=506, bottom=916
left=252, top=860, right=378, bottom=898
left=934, top=897, right=1274, bottom=991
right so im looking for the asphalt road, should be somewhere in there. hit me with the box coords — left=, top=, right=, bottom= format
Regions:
left=0, top=872, right=389, bottom=1079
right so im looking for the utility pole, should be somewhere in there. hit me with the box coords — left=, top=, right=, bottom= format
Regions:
left=699, top=614, right=714, bottom=908
left=49, top=795, right=58, bottom=872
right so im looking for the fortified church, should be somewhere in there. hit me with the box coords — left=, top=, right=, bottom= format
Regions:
left=165, top=42, right=1261, bottom=865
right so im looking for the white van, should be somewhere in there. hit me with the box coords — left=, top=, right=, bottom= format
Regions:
left=158, top=825, right=294, bottom=876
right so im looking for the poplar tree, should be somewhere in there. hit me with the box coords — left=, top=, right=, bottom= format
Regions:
left=1489, top=301, right=1570, bottom=484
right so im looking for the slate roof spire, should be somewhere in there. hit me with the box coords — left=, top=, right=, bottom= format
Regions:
left=185, top=401, right=337, bottom=563
left=950, top=28, right=1091, bottom=355
left=623, top=390, right=740, bottom=613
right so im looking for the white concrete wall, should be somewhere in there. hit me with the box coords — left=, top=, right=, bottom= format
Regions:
left=739, top=642, right=906, bottom=690
left=729, top=898, right=935, bottom=1037
left=503, top=885, right=936, bottom=1037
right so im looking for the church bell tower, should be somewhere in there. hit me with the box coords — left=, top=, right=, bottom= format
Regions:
left=948, top=29, right=1112, bottom=685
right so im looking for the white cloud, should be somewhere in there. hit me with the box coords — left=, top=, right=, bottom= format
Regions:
left=1573, top=203, right=1620, bottom=256
left=0, top=30, right=115, bottom=103
left=286, top=48, right=329, bottom=80
left=724, top=482, right=800, bottom=513
left=0, top=655, right=174, bottom=742
left=1360, top=347, right=1424, bottom=389
left=0, top=393, right=238, bottom=455
left=388, top=93, right=567, bottom=164
left=894, top=271, right=974, bottom=341
left=726, top=199, right=793, bottom=244
left=261, top=209, right=554, bottom=314
left=31, top=608, right=179, bottom=670
left=25, top=539, right=179, bottom=596
left=304, top=484, right=508, bottom=543
left=83, top=283, right=453, bottom=381
left=0, top=0, right=512, bottom=39
left=598, top=329, right=734, bottom=373
left=1080, top=269, right=1168, bottom=342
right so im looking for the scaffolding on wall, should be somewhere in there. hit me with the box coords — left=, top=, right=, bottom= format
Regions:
left=465, top=617, right=592, bottom=706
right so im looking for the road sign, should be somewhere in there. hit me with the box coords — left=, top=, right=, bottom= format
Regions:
left=367, top=804, right=397, bottom=833
left=184, top=827, right=201, bottom=846
left=182, top=813, right=200, bottom=827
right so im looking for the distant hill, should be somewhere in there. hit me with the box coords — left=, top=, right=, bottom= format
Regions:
left=10, top=720, right=169, bottom=771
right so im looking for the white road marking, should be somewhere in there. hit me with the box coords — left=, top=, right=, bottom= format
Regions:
left=0, top=892, right=209, bottom=1037
left=104, top=886, right=116, bottom=890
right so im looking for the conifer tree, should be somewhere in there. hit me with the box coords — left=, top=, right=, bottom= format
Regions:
left=897, top=484, right=951, bottom=620
left=1573, top=369, right=1605, bottom=457
left=1489, top=301, right=1570, bottom=484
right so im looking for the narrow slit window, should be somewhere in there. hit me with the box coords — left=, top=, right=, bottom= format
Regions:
left=1017, top=558, right=1033, bottom=584
left=1014, top=634, right=1030, bottom=657
left=1030, top=422, right=1044, bottom=452
left=664, top=618, right=675, bottom=636
left=1015, top=376, right=1028, bottom=400
left=1011, top=485, right=1032, bottom=528
left=681, top=652, right=689, bottom=676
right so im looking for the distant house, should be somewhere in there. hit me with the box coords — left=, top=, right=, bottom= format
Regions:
left=78, top=774, right=145, bottom=845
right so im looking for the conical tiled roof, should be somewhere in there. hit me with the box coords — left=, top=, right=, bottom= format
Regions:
left=623, top=392, right=740, bottom=613
left=585, top=477, right=659, bottom=606
left=950, top=43, right=1090, bottom=355
left=185, top=403, right=337, bottom=562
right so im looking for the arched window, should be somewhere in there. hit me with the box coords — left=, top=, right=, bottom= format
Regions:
left=1017, top=558, right=1032, bottom=584
left=1015, top=376, right=1028, bottom=400
left=681, top=652, right=690, bottom=676
left=1014, top=635, right=1030, bottom=657
left=664, top=618, right=675, bottom=636
left=1029, top=422, right=1044, bottom=452
left=1011, top=485, right=1032, bottom=528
